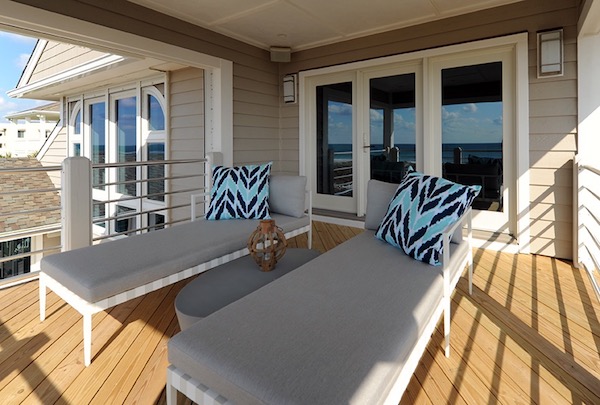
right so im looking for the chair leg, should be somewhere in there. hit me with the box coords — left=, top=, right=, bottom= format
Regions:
left=83, top=313, right=92, bottom=366
left=444, top=298, right=451, bottom=358
left=39, top=275, right=46, bottom=322
left=166, top=368, right=178, bottom=405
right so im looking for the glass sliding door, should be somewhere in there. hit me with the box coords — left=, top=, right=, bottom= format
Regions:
left=431, top=50, right=514, bottom=232
left=89, top=101, right=106, bottom=191
left=368, top=72, right=417, bottom=184
left=316, top=82, right=353, bottom=198
left=115, top=96, right=138, bottom=196
left=441, top=62, right=503, bottom=212
left=311, top=71, right=357, bottom=214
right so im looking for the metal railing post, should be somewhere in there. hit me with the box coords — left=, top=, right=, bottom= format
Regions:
left=62, top=157, right=92, bottom=251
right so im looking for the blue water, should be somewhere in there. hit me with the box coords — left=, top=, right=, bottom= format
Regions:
left=330, top=143, right=502, bottom=163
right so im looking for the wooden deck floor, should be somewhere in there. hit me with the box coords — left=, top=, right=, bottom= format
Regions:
left=0, top=221, right=599, bottom=404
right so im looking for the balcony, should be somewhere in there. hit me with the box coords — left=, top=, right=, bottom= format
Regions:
left=0, top=156, right=599, bottom=403
left=0, top=225, right=598, bottom=403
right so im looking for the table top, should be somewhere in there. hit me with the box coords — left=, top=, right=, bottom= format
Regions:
left=176, top=248, right=320, bottom=319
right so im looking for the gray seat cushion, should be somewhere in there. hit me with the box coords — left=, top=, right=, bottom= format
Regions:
left=269, top=175, right=307, bottom=218
left=168, top=231, right=459, bottom=405
left=41, top=213, right=309, bottom=303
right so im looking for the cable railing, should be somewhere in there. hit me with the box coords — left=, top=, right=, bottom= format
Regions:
left=575, top=156, right=600, bottom=302
left=0, top=157, right=208, bottom=287
left=89, top=158, right=207, bottom=242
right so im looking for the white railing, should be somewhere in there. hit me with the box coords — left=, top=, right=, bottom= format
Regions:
left=574, top=155, right=600, bottom=302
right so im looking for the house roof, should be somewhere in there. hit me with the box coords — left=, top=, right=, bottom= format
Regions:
left=0, top=158, right=61, bottom=237
left=4, top=102, right=60, bottom=121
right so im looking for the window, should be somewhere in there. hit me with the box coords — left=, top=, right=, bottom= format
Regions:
left=69, top=81, right=167, bottom=237
left=69, top=101, right=83, bottom=158
left=0, top=237, right=31, bottom=279
left=17, top=130, right=25, bottom=138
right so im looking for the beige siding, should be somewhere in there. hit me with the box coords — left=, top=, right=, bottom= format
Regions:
left=29, top=41, right=108, bottom=84
left=528, top=21, right=577, bottom=259
left=232, top=64, right=280, bottom=169
left=39, top=125, right=67, bottom=188
left=169, top=68, right=205, bottom=222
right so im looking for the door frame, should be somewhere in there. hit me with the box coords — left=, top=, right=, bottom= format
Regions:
left=299, top=33, right=530, bottom=252
left=428, top=47, right=515, bottom=233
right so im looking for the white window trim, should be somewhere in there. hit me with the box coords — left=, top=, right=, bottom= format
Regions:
left=300, top=33, right=530, bottom=252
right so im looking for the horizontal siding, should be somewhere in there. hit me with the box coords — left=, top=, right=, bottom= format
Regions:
left=29, top=41, right=108, bottom=84
left=526, top=15, right=577, bottom=258
left=169, top=68, right=205, bottom=222
left=39, top=125, right=67, bottom=188
left=232, top=62, right=280, bottom=169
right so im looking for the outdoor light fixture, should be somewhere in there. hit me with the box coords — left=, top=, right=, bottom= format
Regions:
left=537, top=28, right=563, bottom=78
left=283, top=74, right=297, bottom=104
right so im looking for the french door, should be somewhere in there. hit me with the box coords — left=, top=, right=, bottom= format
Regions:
left=429, top=48, right=514, bottom=232
left=305, top=44, right=517, bottom=235
left=309, top=64, right=421, bottom=215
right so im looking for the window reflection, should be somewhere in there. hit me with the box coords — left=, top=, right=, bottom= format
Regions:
left=441, top=62, right=503, bottom=212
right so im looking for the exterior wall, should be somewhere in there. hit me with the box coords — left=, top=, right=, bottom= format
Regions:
left=528, top=25, right=577, bottom=259
left=12, top=0, right=281, bottom=171
left=28, top=40, right=108, bottom=84
left=278, top=0, right=578, bottom=259
left=38, top=124, right=67, bottom=188
left=169, top=68, right=205, bottom=222
left=232, top=64, right=280, bottom=169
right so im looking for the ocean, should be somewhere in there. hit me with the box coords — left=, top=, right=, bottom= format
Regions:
left=329, top=143, right=502, bottom=163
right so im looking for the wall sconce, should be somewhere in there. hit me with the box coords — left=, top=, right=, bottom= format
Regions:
left=537, top=28, right=563, bottom=78
left=283, top=74, right=297, bottom=104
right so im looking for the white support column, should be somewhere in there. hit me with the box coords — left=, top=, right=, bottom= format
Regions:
left=61, top=157, right=92, bottom=251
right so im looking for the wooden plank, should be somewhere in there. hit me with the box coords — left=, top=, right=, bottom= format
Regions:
left=90, top=281, right=185, bottom=404
left=125, top=316, right=180, bottom=404
left=457, top=280, right=600, bottom=404
left=59, top=287, right=175, bottom=404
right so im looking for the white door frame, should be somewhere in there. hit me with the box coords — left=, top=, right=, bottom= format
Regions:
left=300, top=33, right=529, bottom=251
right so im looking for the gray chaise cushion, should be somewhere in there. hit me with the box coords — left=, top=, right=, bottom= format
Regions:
left=365, top=179, right=463, bottom=243
left=269, top=175, right=307, bottom=218
left=168, top=232, right=462, bottom=405
left=41, top=213, right=309, bottom=303
left=364, top=179, right=399, bottom=230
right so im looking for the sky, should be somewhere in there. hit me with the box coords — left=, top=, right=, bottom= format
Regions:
left=0, top=31, right=45, bottom=123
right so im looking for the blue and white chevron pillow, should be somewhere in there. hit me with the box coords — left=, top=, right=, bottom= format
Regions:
left=375, top=171, right=481, bottom=266
left=205, top=162, right=272, bottom=220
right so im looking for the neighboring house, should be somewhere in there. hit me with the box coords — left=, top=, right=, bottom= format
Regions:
left=0, top=157, right=61, bottom=279
left=2, top=0, right=600, bottom=266
left=0, top=103, right=59, bottom=157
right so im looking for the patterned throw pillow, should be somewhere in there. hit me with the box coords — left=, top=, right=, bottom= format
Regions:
left=205, top=162, right=272, bottom=220
left=375, top=171, right=481, bottom=266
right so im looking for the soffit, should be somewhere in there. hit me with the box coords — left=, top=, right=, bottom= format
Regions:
left=128, top=0, right=524, bottom=51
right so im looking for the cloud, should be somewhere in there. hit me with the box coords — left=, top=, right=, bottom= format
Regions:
left=463, top=103, right=478, bottom=113
left=16, top=53, right=31, bottom=69
left=328, top=102, right=352, bottom=116
left=370, top=109, right=383, bottom=122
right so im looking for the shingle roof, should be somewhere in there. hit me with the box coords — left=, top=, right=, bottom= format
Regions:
left=0, top=158, right=61, bottom=235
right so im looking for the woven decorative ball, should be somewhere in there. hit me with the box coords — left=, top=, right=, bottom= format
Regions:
left=247, top=219, right=287, bottom=272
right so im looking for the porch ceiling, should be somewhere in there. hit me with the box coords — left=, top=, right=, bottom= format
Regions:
left=128, top=0, right=524, bottom=51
